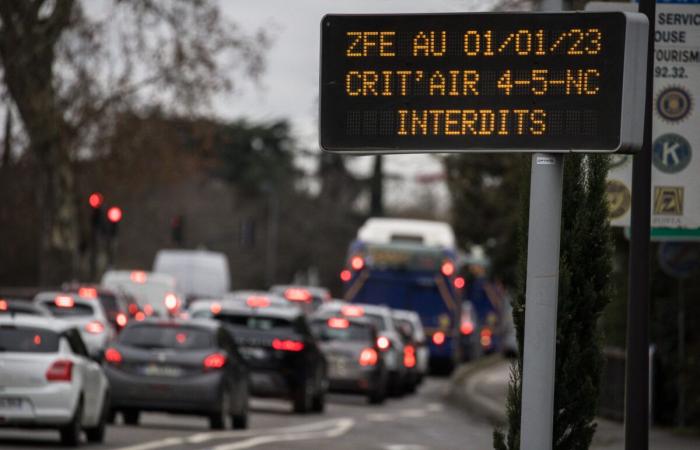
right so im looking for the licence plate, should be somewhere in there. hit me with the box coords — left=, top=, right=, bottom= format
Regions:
left=0, top=398, right=22, bottom=410
left=328, top=357, right=351, bottom=377
left=240, top=347, right=268, bottom=360
left=141, top=364, right=183, bottom=377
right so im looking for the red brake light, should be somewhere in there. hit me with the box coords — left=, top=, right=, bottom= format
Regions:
left=284, top=288, right=312, bottom=303
left=340, top=270, right=352, bottom=282
left=342, top=305, right=364, bottom=317
left=454, top=276, right=466, bottom=289
left=0, top=299, right=7, bottom=311
left=104, top=348, right=123, bottom=364
left=143, top=304, right=154, bottom=316
left=164, top=293, right=179, bottom=311
left=107, top=206, right=123, bottom=223
left=77, top=287, right=98, bottom=298
left=175, top=332, right=187, bottom=344
left=441, top=261, right=455, bottom=277
left=89, top=192, right=104, bottom=209
left=134, top=311, right=146, bottom=321
left=54, top=295, right=75, bottom=308
left=328, top=317, right=349, bottom=329
left=432, top=331, right=446, bottom=346
left=203, top=353, right=227, bottom=370
left=84, top=321, right=105, bottom=334
left=116, top=313, right=128, bottom=328
left=210, top=302, right=222, bottom=314
left=128, top=303, right=139, bottom=315
left=246, top=296, right=271, bottom=308
left=46, top=360, right=73, bottom=382
left=33, top=334, right=42, bottom=345
left=377, top=336, right=391, bottom=350
left=480, top=328, right=493, bottom=347
left=404, top=345, right=417, bottom=368
left=359, top=348, right=378, bottom=366
left=130, top=271, right=147, bottom=283
left=350, top=255, right=365, bottom=271
left=460, top=321, right=475, bottom=336
left=272, top=339, right=304, bottom=352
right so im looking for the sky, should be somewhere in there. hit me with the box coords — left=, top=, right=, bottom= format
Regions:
left=216, top=0, right=501, bottom=213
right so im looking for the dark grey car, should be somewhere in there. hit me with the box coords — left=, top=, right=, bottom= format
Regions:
left=103, top=318, right=248, bottom=429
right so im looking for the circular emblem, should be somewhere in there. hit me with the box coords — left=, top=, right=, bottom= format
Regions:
left=656, top=86, right=692, bottom=122
left=609, top=154, right=630, bottom=169
left=606, top=179, right=631, bottom=220
left=652, top=133, right=692, bottom=173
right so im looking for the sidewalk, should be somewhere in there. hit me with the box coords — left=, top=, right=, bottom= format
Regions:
left=447, top=356, right=700, bottom=449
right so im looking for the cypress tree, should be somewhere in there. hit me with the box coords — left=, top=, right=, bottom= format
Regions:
left=494, top=155, right=614, bottom=450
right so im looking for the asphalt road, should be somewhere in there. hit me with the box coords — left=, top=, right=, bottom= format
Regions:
left=0, top=377, right=494, bottom=450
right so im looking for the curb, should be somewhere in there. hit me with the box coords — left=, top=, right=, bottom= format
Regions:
left=445, top=355, right=509, bottom=426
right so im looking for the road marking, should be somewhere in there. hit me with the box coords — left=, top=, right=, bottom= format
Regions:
left=426, top=403, right=444, bottom=412
left=366, top=412, right=394, bottom=422
left=383, top=445, right=428, bottom=450
left=211, top=418, right=355, bottom=450
left=399, top=409, right=426, bottom=418
left=115, top=419, right=353, bottom=450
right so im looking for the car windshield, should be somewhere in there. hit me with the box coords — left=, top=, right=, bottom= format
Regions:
left=120, top=325, right=214, bottom=350
left=41, top=302, right=94, bottom=317
left=0, top=326, right=60, bottom=353
left=312, top=320, right=373, bottom=342
left=217, top=314, right=296, bottom=333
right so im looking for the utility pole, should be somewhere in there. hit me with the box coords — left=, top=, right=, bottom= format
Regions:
left=625, top=0, right=655, bottom=448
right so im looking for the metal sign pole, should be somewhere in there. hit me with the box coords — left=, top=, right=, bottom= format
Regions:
left=625, top=0, right=655, bottom=448
left=519, top=153, right=564, bottom=450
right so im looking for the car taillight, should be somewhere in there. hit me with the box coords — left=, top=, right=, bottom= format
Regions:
left=432, top=331, right=446, bottom=346
left=454, top=276, right=466, bottom=289
left=460, top=321, right=474, bottom=335
left=203, top=353, right=227, bottom=370
left=328, top=317, right=349, bottom=329
left=350, top=255, right=365, bottom=271
left=284, top=288, right=311, bottom=303
left=78, top=287, right=98, bottom=298
left=480, top=328, right=493, bottom=348
left=143, top=304, right=154, bottom=316
left=246, top=296, right=271, bottom=308
left=130, top=271, right=147, bottom=283
left=404, top=345, right=417, bottom=368
left=164, top=293, right=179, bottom=311
left=210, top=302, right=222, bottom=314
left=85, top=321, right=105, bottom=334
left=272, top=339, right=304, bottom=352
left=128, top=303, right=139, bottom=315
left=134, top=311, right=146, bottom=321
left=359, top=348, right=378, bottom=366
left=116, top=313, right=128, bottom=328
left=0, top=299, right=7, bottom=311
left=54, top=295, right=75, bottom=308
left=342, top=305, right=364, bottom=317
left=376, top=336, right=391, bottom=351
left=441, top=261, right=455, bottom=277
left=104, top=348, right=122, bottom=364
left=46, top=360, right=73, bottom=382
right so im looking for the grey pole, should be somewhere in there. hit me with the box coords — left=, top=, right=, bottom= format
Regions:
left=519, top=154, right=564, bottom=450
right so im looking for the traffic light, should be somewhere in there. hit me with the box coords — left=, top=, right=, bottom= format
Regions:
left=106, top=206, right=123, bottom=237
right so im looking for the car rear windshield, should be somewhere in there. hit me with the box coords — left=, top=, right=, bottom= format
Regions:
left=41, top=302, right=94, bottom=317
left=363, top=313, right=388, bottom=332
left=217, top=314, right=296, bottom=333
left=120, top=325, right=214, bottom=350
left=98, top=294, right=119, bottom=315
left=312, top=320, right=373, bottom=342
left=0, top=326, right=60, bottom=353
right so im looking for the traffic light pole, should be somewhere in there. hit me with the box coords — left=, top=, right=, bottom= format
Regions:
left=519, top=154, right=564, bottom=450
left=625, top=0, right=655, bottom=448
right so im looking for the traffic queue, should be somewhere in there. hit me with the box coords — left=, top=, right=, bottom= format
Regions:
left=0, top=277, right=432, bottom=446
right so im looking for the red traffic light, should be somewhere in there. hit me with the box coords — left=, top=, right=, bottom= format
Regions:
left=88, top=192, right=104, bottom=209
left=107, top=207, right=123, bottom=223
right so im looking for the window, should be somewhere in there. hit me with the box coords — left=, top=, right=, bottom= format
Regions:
left=0, top=326, right=59, bottom=353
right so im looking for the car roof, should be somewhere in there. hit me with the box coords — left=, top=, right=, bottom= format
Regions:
left=391, top=309, right=421, bottom=322
left=0, top=314, right=72, bottom=333
left=270, top=285, right=330, bottom=296
left=311, top=313, right=375, bottom=327
left=102, top=270, right=176, bottom=285
left=126, top=317, right=222, bottom=331
left=33, top=291, right=97, bottom=307
left=318, top=301, right=392, bottom=317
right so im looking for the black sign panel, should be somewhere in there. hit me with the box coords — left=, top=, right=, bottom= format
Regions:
left=319, top=13, right=629, bottom=153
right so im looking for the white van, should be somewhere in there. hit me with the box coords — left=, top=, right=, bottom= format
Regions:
left=153, top=249, right=231, bottom=303
left=101, top=270, right=178, bottom=318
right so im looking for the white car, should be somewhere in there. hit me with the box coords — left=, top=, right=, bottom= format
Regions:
left=101, top=270, right=180, bottom=318
left=316, top=301, right=407, bottom=395
left=0, top=315, right=110, bottom=446
left=34, top=292, right=115, bottom=357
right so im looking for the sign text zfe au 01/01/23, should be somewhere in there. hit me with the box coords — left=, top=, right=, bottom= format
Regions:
left=319, top=13, right=648, bottom=154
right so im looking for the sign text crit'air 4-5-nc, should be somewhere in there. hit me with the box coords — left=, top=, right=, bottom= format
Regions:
left=319, top=13, right=648, bottom=154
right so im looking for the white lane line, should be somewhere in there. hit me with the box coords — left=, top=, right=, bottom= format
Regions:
left=426, top=403, right=444, bottom=412
left=366, top=412, right=395, bottom=422
left=383, top=445, right=428, bottom=450
left=398, top=409, right=426, bottom=418
left=211, top=418, right=355, bottom=450
left=115, top=418, right=353, bottom=450
left=115, top=437, right=185, bottom=450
